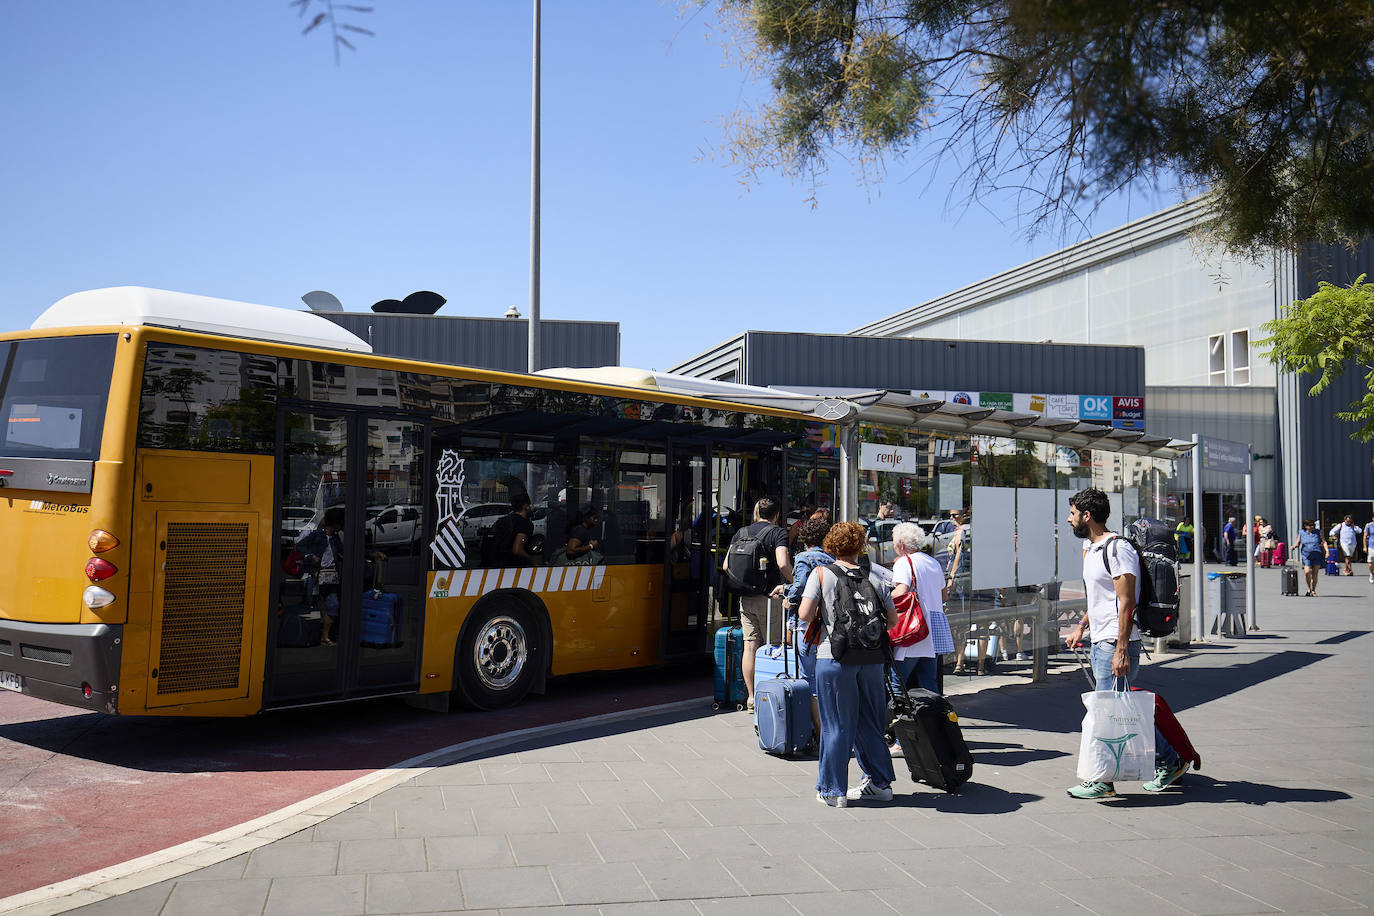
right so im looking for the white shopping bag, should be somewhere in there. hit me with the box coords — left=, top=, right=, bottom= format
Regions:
left=1076, top=688, right=1156, bottom=783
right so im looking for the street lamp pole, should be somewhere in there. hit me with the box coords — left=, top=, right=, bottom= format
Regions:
left=527, top=0, right=542, bottom=374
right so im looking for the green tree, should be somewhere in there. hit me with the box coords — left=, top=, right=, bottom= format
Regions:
left=708, top=0, right=1374, bottom=252
left=1261, top=276, right=1374, bottom=456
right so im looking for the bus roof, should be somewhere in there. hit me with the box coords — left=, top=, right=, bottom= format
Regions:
left=30, top=286, right=373, bottom=354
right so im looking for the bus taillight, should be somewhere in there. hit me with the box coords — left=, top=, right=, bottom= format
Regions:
left=84, top=558, right=117, bottom=582
left=88, top=530, right=120, bottom=553
left=83, top=586, right=115, bottom=609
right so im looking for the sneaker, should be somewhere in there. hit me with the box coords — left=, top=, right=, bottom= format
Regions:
left=745, top=697, right=755, bottom=712
left=1015, top=652, right=1028, bottom=661
left=1143, top=759, right=1189, bottom=793
left=816, top=792, right=848, bottom=808
left=1368, top=573, right=1373, bottom=583
left=846, top=777, right=894, bottom=802
left=889, top=740, right=904, bottom=757
left=1066, top=780, right=1116, bottom=800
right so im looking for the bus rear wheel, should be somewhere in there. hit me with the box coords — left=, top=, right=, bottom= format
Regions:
left=456, top=601, right=540, bottom=710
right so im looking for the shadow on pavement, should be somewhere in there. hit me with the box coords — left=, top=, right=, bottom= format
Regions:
left=1105, top=775, right=1351, bottom=808
left=0, top=664, right=714, bottom=775
left=965, top=740, right=1071, bottom=767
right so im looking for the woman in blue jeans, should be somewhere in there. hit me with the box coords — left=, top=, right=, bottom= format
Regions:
left=798, top=521, right=899, bottom=807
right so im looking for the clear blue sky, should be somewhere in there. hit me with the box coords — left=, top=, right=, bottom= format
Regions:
left=1, top=2, right=1180, bottom=371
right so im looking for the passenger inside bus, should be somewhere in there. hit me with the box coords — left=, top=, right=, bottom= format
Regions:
left=296, top=507, right=345, bottom=646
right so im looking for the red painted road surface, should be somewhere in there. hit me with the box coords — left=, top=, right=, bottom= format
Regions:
left=0, top=668, right=712, bottom=899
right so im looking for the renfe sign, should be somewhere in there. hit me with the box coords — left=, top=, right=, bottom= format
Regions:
left=859, top=441, right=918, bottom=474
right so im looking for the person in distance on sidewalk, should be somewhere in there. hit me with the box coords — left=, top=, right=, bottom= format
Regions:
left=1291, top=519, right=1325, bottom=597
left=1062, top=488, right=1185, bottom=800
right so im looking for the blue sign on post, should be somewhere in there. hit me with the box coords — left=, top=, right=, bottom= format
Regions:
left=1200, top=436, right=1251, bottom=473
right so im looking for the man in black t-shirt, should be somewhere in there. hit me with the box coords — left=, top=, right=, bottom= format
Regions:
left=488, top=497, right=537, bottom=567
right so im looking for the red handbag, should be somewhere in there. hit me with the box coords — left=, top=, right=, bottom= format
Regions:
left=888, top=556, right=930, bottom=647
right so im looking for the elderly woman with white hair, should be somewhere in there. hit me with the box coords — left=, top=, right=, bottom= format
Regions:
left=889, top=521, right=947, bottom=693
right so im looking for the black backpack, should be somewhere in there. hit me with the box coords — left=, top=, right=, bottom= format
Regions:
left=1104, top=518, right=1180, bottom=638
left=724, top=522, right=772, bottom=595
left=824, top=563, right=889, bottom=661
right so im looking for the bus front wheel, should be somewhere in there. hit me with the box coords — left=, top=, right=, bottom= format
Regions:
left=456, top=601, right=540, bottom=710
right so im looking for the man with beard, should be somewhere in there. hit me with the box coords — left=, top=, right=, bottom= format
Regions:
left=1062, top=488, right=1186, bottom=799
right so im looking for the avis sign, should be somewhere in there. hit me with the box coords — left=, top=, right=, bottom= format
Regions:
left=859, top=441, right=918, bottom=474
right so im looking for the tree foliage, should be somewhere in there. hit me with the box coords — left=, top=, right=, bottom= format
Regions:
left=1261, top=276, right=1374, bottom=454
left=290, top=0, right=374, bottom=65
left=709, top=0, right=1374, bottom=252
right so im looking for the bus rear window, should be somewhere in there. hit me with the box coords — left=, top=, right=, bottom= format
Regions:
left=0, top=335, right=117, bottom=461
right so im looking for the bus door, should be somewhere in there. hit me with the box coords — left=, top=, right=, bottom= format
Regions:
left=266, top=409, right=427, bottom=705
left=662, top=443, right=712, bottom=658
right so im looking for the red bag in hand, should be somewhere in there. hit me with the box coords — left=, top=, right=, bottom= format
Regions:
left=888, top=555, right=929, bottom=647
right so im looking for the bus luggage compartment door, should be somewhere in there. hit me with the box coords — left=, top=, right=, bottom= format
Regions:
left=145, top=510, right=260, bottom=709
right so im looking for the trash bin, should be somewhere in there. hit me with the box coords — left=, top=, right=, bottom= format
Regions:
left=1167, top=573, right=1192, bottom=648
left=1207, top=571, right=1247, bottom=637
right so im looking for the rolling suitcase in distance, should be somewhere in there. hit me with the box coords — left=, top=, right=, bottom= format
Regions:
left=755, top=613, right=813, bottom=756
left=1281, top=566, right=1299, bottom=596
left=361, top=560, right=403, bottom=648
left=713, top=624, right=747, bottom=711
left=888, top=684, right=974, bottom=792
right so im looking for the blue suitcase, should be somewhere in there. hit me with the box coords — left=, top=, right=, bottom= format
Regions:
left=713, top=625, right=747, bottom=711
left=756, top=639, right=813, bottom=757
left=361, top=589, right=403, bottom=647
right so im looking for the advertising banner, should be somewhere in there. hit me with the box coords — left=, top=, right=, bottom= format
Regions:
left=910, top=388, right=947, bottom=402
left=1112, top=396, right=1146, bottom=430
left=1012, top=393, right=1048, bottom=414
left=948, top=390, right=976, bottom=406
left=979, top=391, right=1014, bottom=411
left=1046, top=393, right=1079, bottom=419
left=1079, top=394, right=1114, bottom=423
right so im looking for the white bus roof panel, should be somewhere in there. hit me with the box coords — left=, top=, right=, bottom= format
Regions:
left=31, top=286, right=372, bottom=353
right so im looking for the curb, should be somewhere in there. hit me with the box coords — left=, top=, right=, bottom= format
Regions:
left=0, top=696, right=707, bottom=916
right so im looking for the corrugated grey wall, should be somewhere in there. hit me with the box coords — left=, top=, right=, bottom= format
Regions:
left=741, top=332, right=1145, bottom=395
left=1293, top=241, right=1374, bottom=516
left=320, top=313, right=619, bottom=372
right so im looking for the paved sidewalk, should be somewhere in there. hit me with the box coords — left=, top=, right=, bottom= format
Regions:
left=21, top=569, right=1374, bottom=914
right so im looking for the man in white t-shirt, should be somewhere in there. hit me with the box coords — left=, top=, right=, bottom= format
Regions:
left=1062, top=488, right=1184, bottom=800
left=1332, top=515, right=1359, bottom=575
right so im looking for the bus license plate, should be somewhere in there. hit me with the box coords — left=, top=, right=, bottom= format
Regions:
left=0, top=671, right=21, bottom=692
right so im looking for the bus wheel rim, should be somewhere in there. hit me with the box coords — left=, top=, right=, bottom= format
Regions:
left=474, top=615, right=527, bottom=690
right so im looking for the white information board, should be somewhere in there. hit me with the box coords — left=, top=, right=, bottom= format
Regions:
left=971, top=486, right=1016, bottom=589
left=1109, top=491, right=1124, bottom=534
left=1057, top=516, right=1084, bottom=582
left=1015, top=488, right=1058, bottom=585
left=939, top=473, right=963, bottom=512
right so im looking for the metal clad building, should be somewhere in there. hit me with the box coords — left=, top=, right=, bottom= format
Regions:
left=319, top=313, right=620, bottom=373
left=673, top=331, right=1145, bottom=396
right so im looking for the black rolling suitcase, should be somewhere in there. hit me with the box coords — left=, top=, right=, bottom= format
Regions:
left=1281, top=566, right=1299, bottom=596
left=888, top=682, right=974, bottom=793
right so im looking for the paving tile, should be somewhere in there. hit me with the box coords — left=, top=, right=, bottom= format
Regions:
left=544, top=802, right=635, bottom=833
left=365, top=785, right=446, bottom=813
left=786, top=889, right=903, bottom=915
left=648, top=777, right=733, bottom=802
left=892, top=816, right=1001, bottom=848
left=243, top=841, right=340, bottom=877
left=1255, top=831, right=1374, bottom=866
left=577, top=778, right=662, bottom=805
left=413, top=762, right=486, bottom=786
left=690, top=797, right=786, bottom=827
left=479, top=761, right=553, bottom=784
left=691, top=895, right=805, bottom=915
left=541, top=761, right=620, bottom=782
left=1181, top=835, right=1319, bottom=870
left=470, top=805, right=556, bottom=835
left=871, top=884, right=995, bottom=913
left=507, top=831, right=602, bottom=866
left=623, top=799, right=713, bottom=829
left=1104, top=838, right=1234, bottom=876
left=458, top=864, right=561, bottom=909
left=799, top=850, right=913, bottom=891
left=312, top=808, right=397, bottom=841
left=395, top=805, right=476, bottom=837
left=172, top=852, right=250, bottom=881
left=718, top=854, right=833, bottom=895
left=588, top=828, right=688, bottom=863
left=743, top=822, right=850, bottom=858
left=437, top=784, right=516, bottom=809
left=818, top=820, right=921, bottom=854
left=634, top=858, right=748, bottom=900
left=425, top=834, right=515, bottom=870
left=1211, top=868, right=1365, bottom=912
left=597, top=901, right=698, bottom=915
left=1125, top=874, right=1279, bottom=915
left=963, top=880, right=1089, bottom=914
left=337, top=836, right=427, bottom=874
left=665, top=825, right=767, bottom=860
left=1279, top=865, right=1374, bottom=908
left=1053, top=877, right=1192, bottom=915
left=881, top=847, right=1003, bottom=888
left=964, top=845, right=1091, bottom=883
left=262, top=874, right=365, bottom=916
left=365, top=869, right=463, bottom=914
left=64, top=883, right=174, bottom=916
left=161, top=877, right=271, bottom=916
left=510, top=781, right=591, bottom=807
left=547, top=862, right=656, bottom=904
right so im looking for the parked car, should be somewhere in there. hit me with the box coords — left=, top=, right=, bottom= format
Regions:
left=368, top=504, right=423, bottom=548
left=280, top=506, right=316, bottom=547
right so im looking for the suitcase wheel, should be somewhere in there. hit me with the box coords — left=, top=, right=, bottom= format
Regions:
left=712, top=701, right=722, bottom=710
left=735, top=702, right=746, bottom=712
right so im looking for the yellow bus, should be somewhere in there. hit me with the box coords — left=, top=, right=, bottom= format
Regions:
left=0, top=287, right=843, bottom=716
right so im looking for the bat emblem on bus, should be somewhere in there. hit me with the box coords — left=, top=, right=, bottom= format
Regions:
left=431, top=450, right=469, bottom=568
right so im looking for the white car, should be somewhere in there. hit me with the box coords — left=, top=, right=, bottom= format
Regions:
left=280, top=506, right=316, bottom=547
